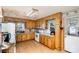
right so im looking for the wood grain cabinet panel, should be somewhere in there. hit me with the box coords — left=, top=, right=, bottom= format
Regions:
left=40, top=34, right=55, bottom=50
left=21, top=34, right=27, bottom=41
left=47, top=37, right=52, bottom=48
left=31, top=32, right=35, bottom=39
left=41, top=35, right=44, bottom=44
left=16, top=34, right=22, bottom=42
left=16, top=32, right=35, bottom=42
left=47, top=37, right=55, bottom=49
left=26, top=21, right=36, bottom=29
left=51, top=37, right=55, bottom=49
left=26, top=34, right=31, bottom=40
left=44, top=36, right=48, bottom=46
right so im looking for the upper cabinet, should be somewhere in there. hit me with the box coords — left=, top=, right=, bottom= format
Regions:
left=3, top=16, right=36, bottom=29
left=35, top=20, right=47, bottom=29
left=25, top=20, right=36, bottom=29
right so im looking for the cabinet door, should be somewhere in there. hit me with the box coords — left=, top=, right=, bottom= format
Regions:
left=30, top=21, right=33, bottom=29
left=37, top=21, right=39, bottom=28
left=27, top=34, right=31, bottom=40
left=47, top=37, right=52, bottom=48
left=29, top=22, right=31, bottom=29
left=44, top=36, right=48, bottom=46
left=51, top=37, right=55, bottom=49
left=32, top=21, right=35, bottom=29
left=26, top=21, right=32, bottom=29
left=41, top=35, right=44, bottom=44
left=41, top=35, right=43, bottom=44
left=16, top=34, right=22, bottom=42
left=40, top=35, right=42, bottom=43
left=31, top=32, right=35, bottom=39
left=22, top=34, right=27, bottom=41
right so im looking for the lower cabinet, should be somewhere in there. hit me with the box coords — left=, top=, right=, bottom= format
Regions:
left=47, top=37, right=55, bottom=49
left=22, top=34, right=27, bottom=41
left=16, top=32, right=35, bottom=42
left=47, top=37, right=52, bottom=48
left=16, top=34, right=22, bottom=42
left=44, top=36, right=48, bottom=46
left=40, top=34, right=55, bottom=49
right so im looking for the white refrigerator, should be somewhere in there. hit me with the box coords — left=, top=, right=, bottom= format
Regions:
left=2, top=23, right=15, bottom=43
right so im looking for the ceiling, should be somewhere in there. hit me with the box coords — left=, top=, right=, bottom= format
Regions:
left=2, top=6, right=79, bottom=20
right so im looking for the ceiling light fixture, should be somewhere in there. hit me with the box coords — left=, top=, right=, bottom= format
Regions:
left=26, top=8, right=39, bottom=18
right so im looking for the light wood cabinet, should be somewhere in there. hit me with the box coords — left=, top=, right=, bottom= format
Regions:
left=47, top=37, right=52, bottom=48
left=47, top=37, right=55, bottom=49
left=40, top=35, right=44, bottom=44
left=40, top=34, right=55, bottom=49
left=22, top=34, right=27, bottom=41
left=37, top=12, right=62, bottom=50
left=16, top=32, right=35, bottom=42
left=51, top=38, right=55, bottom=49
left=44, top=36, right=48, bottom=46
left=35, top=20, right=47, bottom=29
left=26, top=21, right=35, bottom=29
left=16, top=34, right=22, bottom=42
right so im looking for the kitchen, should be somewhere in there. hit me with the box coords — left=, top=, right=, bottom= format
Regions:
left=0, top=6, right=79, bottom=53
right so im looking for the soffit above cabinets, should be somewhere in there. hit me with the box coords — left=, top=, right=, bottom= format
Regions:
left=2, top=6, right=79, bottom=20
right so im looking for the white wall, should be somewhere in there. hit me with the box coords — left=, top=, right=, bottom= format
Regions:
left=63, top=10, right=79, bottom=35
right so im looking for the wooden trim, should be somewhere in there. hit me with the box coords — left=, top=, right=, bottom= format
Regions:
left=3, top=16, right=34, bottom=21
left=36, top=12, right=63, bottom=50
left=36, top=12, right=62, bottom=20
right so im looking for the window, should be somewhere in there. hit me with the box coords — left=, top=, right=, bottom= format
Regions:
left=16, top=22, right=25, bottom=32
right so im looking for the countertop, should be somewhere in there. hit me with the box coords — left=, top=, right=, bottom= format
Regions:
left=65, top=35, right=79, bottom=38
left=40, top=33, right=55, bottom=37
left=16, top=32, right=35, bottom=34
